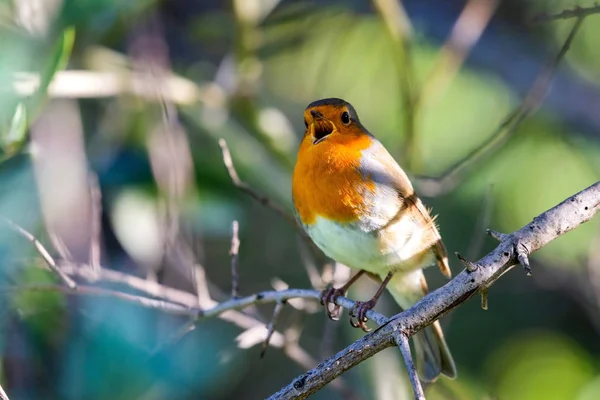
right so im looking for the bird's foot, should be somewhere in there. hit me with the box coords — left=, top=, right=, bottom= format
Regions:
left=320, top=285, right=346, bottom=321
left=349, top=299, right=377, bottom=332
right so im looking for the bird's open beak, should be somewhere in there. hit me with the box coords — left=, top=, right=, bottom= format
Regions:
left=309, top=110, right=334, bottom=144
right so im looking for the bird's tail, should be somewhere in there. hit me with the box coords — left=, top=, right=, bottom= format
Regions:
left=412, top=321, right=456, bottom=381
left=385, top=269, right=457, bottom=382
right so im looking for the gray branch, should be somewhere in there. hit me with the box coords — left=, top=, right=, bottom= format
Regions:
left=5, top=181, right=599, bottom=399
left=268, top=180, right=600, bottom=399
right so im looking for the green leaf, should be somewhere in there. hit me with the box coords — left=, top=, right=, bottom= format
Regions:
left=24, top=26, right=76, bottom=119
left=0, top=102, right=27, bottom=157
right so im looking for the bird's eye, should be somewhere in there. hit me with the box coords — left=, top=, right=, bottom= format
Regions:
left=341, top=111, right=351, bottom=125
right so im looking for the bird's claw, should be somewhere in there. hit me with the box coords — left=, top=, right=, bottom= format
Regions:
left=320, top=285, right=346, bottom=321
left=349, top=299, right=376, bottom=332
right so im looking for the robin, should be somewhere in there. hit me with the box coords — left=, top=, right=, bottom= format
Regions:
left=292, top=98, right=456, bottom=382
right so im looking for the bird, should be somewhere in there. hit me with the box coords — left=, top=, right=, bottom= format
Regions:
left=291, top=98, right=456, bottom=382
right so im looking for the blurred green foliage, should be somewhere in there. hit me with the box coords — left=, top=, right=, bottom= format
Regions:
left=0, top=1, right=599, bottom=399
left=486, top=331, right=595, bottom=399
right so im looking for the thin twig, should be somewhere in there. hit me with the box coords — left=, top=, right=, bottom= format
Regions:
left=5, top=268, right=388, bottom=326
left=49, top=232, right=72, bottom=262
left=135, top=18, right=208, bottom=355
left=5, top=276, right=385, bottom=390
left=218, top=139, right=298, bottom=227
left=486, top=229, right=507, bottom=241
left=415, top=16, right=586, bottom=197
left=1, top=217, right=77, bottom=289
left=230, top=220, right=241, bottom=298
left=10, top=184, right=600, bottom=398
left=456, top=252, right=479, bottom=272
left=0, top=284, right=196, bottom=315
left=203, top=290, right=387, bottom=323
left=531, top=4, right=600, bottom=23
left=269, top=180, right=600, bottom=399
left=4, top=262, right=384, bottom=380
left=59, top=263, right=199, bottom=307
left=88, top=173, right=102, bottom=272
left=218, top=138, right=321, bottom=261
left=261, top=300, right=286, bottom=357
left=134, top=15, right=200, bottom=299
left=393, top=329, right=425, bottom=400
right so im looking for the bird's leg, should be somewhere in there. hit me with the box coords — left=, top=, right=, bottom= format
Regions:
left=349, top=272, right=393, bottom=332
left=321, top=270, right=366, bottom=321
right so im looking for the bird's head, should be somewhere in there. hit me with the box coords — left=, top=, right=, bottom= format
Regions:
left=302, top=98, right=365, bottom=145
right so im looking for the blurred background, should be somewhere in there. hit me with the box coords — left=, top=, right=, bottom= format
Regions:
left=0, top=0, right=599, bottom=399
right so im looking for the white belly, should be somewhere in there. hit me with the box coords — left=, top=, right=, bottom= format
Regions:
left=306, top=214, right=435, bottom=275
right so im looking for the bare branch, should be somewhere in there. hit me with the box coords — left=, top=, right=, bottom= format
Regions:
left=393, top=329, right=425, bottom=400
left=261, top=300, right=286, bottom=357
left=8, top=263, right=389, bottom=325
left=486, top=228, right=507, bottom=242
left=1, top=217, right=77, bottom=289
left=88, top=173, right=102, bottom=272
left=532, top=4, right=600, bottom=23
left=269, top=323, right=393, bottom=400
left=218, top=138, right=322, bottom=263
left=282, top=327, right=364, bottom=400
left=9, top=183, right=599, bottom=399
left=202, top=289, right=387, bottom=323
left=230, top=220, right=241, bottom=298
left=455, top=252, right=479, bottom=272
left=48, top=231, right=73, bottom=261
left=415, top=16, right=585, bottom=197
left=59, top=263, right=198, bottom=306
left=269, top=181, right=600, bottom=399
left=0, top=284, right=196, bottom=315
left=218, top=139, right=298, bottom=227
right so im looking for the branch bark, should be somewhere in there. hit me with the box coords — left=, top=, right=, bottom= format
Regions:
left=4, top=181, right=599, bottom=399
left=268, top=180, right=600, bottom=399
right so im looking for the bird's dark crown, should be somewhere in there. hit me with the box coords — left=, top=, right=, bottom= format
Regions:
left=305, top=98, right=359, bottom=122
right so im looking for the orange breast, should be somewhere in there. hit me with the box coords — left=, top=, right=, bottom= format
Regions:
left=292, top=131, right=375, bottom=226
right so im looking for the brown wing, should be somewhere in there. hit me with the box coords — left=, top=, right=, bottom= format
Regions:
left=402, top=192, right=452, bottom=278
left=384, top=160, right=451, bottom=279
left=360, top=139, right=451, bottom=278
